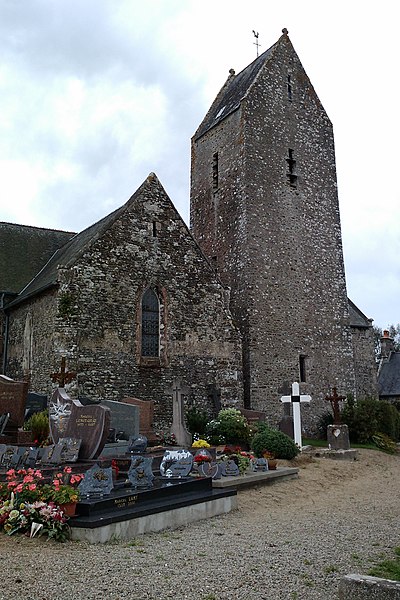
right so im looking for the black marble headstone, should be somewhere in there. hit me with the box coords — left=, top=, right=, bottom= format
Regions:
left=24, top=392, right=47, bottom=421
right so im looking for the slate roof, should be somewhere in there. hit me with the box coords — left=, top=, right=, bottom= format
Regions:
left=193, top=37, right=279, bottom=141
left=378, top=353, right=400, bottom=397
left=348, top=298, right=372, bottom=328
left=0, top=222, right=75, bottom=295
left=5, top=174, right=173, bottom=308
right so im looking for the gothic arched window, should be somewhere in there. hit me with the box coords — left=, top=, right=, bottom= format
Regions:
left=141, top=288, right=160, bottom=357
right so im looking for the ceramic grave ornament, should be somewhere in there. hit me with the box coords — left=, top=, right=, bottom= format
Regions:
left=160, top=449, right=193, bottom=478
left=280, top=382, right=311, bottom=448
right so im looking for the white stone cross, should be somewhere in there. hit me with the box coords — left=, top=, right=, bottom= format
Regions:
left=280, top=382, right=311, bottom=449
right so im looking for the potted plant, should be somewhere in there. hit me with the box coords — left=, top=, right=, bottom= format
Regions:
left=42, top=467, right=84, bottom=516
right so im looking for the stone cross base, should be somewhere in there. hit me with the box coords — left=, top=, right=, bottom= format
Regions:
left=327, top=424, right=350, bottom=450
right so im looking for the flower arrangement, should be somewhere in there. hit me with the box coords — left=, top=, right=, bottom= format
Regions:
left=217, top=446, right=255, bottom=475
left=193, top=454, right=212, bottom=464
left=0, top=466, right=84, bottom=541
left=0, top=498, right=69, bottom=541
left=42, top=467, right=84, bottom=505
left=192, top=439, right=211, bottom=449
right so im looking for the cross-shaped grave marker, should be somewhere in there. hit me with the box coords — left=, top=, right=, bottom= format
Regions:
left=325, top=387, right=346, bottom=425
left=280, top=381, right=311, bottom=448
left=50, top=356, right=77, bottom=388
left=167, top=378, right=192, bottom=447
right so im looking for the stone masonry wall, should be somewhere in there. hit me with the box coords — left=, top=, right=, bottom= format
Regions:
left=6, top=175, right=243, bottom=431
left=191, top=33, right=356, bottom=432
left=351, top=326, right=378, bottom=400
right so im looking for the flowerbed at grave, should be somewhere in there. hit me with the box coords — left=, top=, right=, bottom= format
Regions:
left=0, top=467, right=83, bottom=541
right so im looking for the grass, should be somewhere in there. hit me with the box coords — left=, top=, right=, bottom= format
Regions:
left=368, top=547, right=400, bottom=581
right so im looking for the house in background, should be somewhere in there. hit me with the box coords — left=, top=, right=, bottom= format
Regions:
left=377, top=331, right=400, bottom=404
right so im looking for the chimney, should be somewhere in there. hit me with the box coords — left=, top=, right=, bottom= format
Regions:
left=380, top=330, right=394, bottom=359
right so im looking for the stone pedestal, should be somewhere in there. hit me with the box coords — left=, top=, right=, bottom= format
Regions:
left=327, top=424, right=350, bottom=450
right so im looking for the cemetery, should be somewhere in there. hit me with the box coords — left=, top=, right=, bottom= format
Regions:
left=0, top=369, right=307, bottom=543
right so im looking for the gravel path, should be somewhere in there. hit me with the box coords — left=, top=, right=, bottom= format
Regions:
left=0, top=449, right=399, bottom=600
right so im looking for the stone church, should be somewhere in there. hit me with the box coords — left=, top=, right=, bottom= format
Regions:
left=0, top=30, right=377, bottom=432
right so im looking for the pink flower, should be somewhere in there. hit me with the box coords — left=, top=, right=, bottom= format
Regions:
left=15, top=484, right=23, bottom=492
left=63, top=466, right=72, bottom=474
left=6, top=469, right=15, bottom=477
left=23, top=475, right=34, bottom=483
left=28, top=484, right=37, bottom=491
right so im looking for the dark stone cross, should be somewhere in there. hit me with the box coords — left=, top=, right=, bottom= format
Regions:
left=50, top=357, right=76, bottom=388
left=325, top=387, right=346, bottom=425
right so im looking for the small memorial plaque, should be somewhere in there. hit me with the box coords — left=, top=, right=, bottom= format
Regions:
left=198, top=462, right=223, bottom=479
left=1, top=446, right=18, bottom=468
left=222, top=459, right=240, bottom=477
left=57, top=437, right=82, bottom=463
left=160, top=449, right=193, bottom=478
left=128, top=456, right=154, bottom=489
left=78, top=464, right=114, bottom=498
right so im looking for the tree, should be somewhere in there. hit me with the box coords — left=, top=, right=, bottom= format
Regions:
left=373, top=324, right=400, bottom=360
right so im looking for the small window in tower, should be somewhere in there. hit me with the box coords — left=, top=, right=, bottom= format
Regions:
left=286, top=148, right=298, bottom=188
left=212, top=152, right=219, bottom=191
left=152, top=221, right=157, bottom=237
left=287, top=74, right=293, bottom=101
left=299, top=355, right=307, bottom=383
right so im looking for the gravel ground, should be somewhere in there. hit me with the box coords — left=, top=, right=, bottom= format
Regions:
left=0, top=448, right=399, bottom=600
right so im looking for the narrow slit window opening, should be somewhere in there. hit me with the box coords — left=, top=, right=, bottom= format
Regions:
left=212, top=152, right=219, bottom=191
left=299, top=355, right=307, bottom=383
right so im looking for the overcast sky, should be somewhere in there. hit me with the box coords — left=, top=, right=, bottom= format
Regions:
left=0, top=1, right=398, bottom=329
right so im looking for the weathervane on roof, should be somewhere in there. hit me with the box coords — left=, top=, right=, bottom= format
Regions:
left=252, top=30, right=261, bottom=57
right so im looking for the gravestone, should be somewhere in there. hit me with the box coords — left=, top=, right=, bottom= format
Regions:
left=64, top=401, right=110, bottom=460
left=99, top=399, right=139, bottom=441
left=78, top=463, right=114, bottom=498
left=159, top=449, right=193, bottom=478
left=25, top=392, right=47, bottom=421
left=0, top=445, right=18, bottom=469
left=49, top=386, right=110, bottom=461
left=128, top=456, right=154, bottom=489
left=325, top=387, right=350, bottom=450
left=0, top=413, right=10, bottom=436
left=48, top=388, right=73, bottom=442
left=39, top=445, right=56, bottom=465
left=222, top=459, right=240, bottom=477
left=122, top=397, right=158, bottom=444
left=53, top=438, right=82, bottom=463
left=198, top=462, right=223, bottom=479
left=168, top=378, right=192, bottom=447
left=280, top=382, right=311, bottom=448
left=0, top=375, right=28, bottom=434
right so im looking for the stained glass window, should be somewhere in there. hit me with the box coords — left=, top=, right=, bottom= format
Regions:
left=141, top=289, right=159, bottom=357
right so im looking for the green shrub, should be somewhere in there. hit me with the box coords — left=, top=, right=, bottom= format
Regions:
left=342, top=397, right=400, bottom=443
left=186, top=406, right=209, bottom=436
left=316, top=411, right=334, bottom=440
left=205, top=408, right=251, bottom=446
left=251, top=427, right=300, bottom=459
left=23, top=410, right=49, bottom=445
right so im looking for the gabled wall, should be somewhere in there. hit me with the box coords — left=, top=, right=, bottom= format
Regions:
left=6, top=175, right=242, bottom=429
